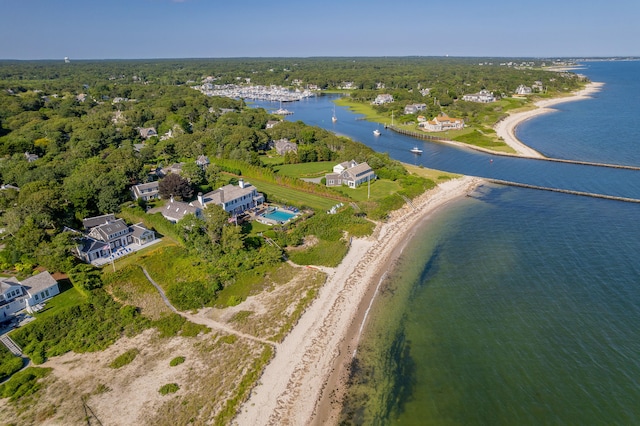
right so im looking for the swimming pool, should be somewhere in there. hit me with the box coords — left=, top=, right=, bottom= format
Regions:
left=262, top=209, right=296, bottom=222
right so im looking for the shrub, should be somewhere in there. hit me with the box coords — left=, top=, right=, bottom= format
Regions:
left=0, top=367, right=52, bottom=401
left=169, top=356, right=185, bottom=367
left=0, top=346, right=23, bottom=382
left=159, top=383, right=180, bottom=395
left=109, top=348, right=139, bottom=369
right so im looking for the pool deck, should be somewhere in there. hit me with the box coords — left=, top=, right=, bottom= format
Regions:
left=249, top=205, right=300, bottom=226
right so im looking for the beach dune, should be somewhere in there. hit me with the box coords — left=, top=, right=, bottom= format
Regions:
left=234, top=176, right=482, bottom=425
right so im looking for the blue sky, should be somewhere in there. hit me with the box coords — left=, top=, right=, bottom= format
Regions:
left=1, top=0, right=638, bottom=60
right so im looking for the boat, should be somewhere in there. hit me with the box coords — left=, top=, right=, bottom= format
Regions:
left=275, top=100, right=294, bottom=116
left=410, top=146, right=423, bottom=154
left=373, top=129, right=381, bottom=136
left=332, top=105, right=337, bottom=123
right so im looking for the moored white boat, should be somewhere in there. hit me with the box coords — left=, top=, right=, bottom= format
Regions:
left=373, top=129, right=381, bottom=136
left=410, top=146, right=423, bottom=154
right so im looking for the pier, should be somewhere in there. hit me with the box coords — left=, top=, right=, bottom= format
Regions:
left=387, top=125, right=640, bottom=171
left=486, top=179, right=640, bottom=204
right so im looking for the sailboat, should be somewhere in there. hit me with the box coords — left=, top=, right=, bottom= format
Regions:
left=332, top=105, right=337, bottom=123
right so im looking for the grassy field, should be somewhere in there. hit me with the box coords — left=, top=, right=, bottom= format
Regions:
left=402, top=164, right=461, bottom=182
left=32, top=279, right=86, bottom=321
left=259, top=155, right=284, bottom=166
left=331, top=178, right=402, bottom=202
left=250, top=177, right=341, bottom=211
left=272, top=162, right=334, bottom=178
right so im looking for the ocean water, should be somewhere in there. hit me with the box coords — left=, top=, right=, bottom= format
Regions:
left=339, top=61, right=640, bottom=425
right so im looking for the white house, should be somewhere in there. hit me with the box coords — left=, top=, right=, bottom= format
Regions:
left=73, top=216, right=156, bottom=263
left=131, top=181, right=160, bottom=201
left=190, top=179, right=264, bottom=216
left=404, top=103, right=427, bottom=115
left=515, top=84, right=532, bottom=95
left=325, top=160, right=376, bottom=188
left=1, top=271, right=59, bottom=320
left=462, top=89, right=496, bottom=103
left=162, top=198, right=202, bottom=223
left=372, top=94, right=394, bottom=105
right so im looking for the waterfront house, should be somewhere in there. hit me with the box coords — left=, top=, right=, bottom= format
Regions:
left=372, top=94, right=394, bottom=105
left=462, top=89, right=496, bottom=103
left=419, top=113, right=464, bottom=132
left=131, top=181, right=160, bottom=201
left=1, top=271, right=59, bottom=319
left=190, top=179, right=264, bottom=216
left=325, top=160, right=376, bottom=188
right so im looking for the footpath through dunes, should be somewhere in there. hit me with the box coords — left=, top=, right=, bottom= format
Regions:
left=141, top=267, right=277, bottom=347
left=234, top=176, right=482, bottom=426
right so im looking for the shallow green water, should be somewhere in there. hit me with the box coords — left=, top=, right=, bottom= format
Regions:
left=340, top=185, right=640, bottom=425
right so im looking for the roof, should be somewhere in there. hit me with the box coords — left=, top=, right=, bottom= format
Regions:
left=163, top=200, right=199, bottom=221
left=82, top=214, right=116, bottom=230
left=92, top=219, right=129, bottom=241
left=133, top=181, right=159, bottom=191
left=130, top=223, right=154, bottom=239
left=21, top=271, right=58, bottom=294
left=0, top=277, right=21, bottom=293
left=342, top=162, right=374, bottom=179
left=196, top=155, right=210, bottom=165
left=77, top=236, right=109, bottom=255
left=192, top=183, right=256, bottom=209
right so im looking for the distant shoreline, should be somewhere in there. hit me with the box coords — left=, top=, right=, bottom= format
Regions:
left=494, top=81, right=605, bottom=158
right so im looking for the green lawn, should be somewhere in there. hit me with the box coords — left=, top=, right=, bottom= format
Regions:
left=33, top=279, right=86, bottom=320
left=273, top=162, right=333, bottom=178
left=250, top=178, right=341, bottom=211
left=331, top=179, right=402, bottom=202
left=259, top=155, right=284, bottom=166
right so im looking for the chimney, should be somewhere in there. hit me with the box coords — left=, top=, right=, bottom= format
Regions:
left=239, top=178, right=245, bottom=189
left=197, top=192, right=204, bottom=207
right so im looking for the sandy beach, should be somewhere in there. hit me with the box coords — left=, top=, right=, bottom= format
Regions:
left=233, top=176, right=482, bottom=425
left=494, top=81, right=604, bottom=157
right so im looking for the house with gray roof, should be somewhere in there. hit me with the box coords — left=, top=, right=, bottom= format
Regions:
left=190, top=179, right=264, bottom=216
left=162, top=198, right=202, bottom=223
left=1, top=271, right=59, bottom=320
left=325, top=160, right=376, bottom=188
left=271, top=138, right=297, bottom=155
left=82, top=213, right=116, bottom=230
left=73, top=215, right=156, bottom=263
left=131, top=181, right=160, bottom=201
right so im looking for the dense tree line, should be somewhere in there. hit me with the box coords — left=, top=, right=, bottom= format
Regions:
left=0, top=57, right=584, bottom=276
